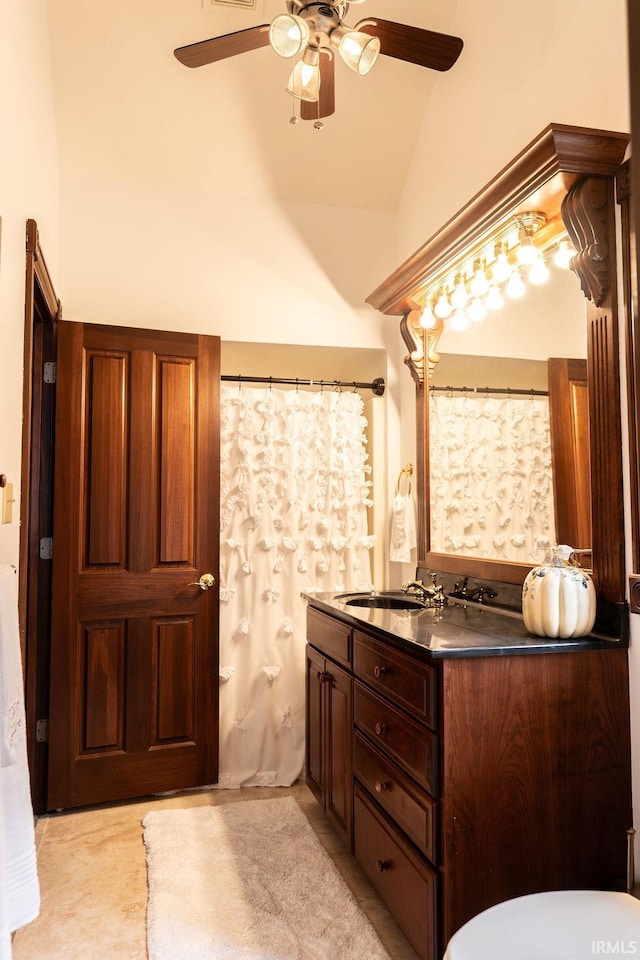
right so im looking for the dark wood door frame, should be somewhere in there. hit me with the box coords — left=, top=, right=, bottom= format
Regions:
left=20, top=219, right=60, bottom=814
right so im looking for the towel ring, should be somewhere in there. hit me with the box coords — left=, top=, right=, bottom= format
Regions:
left=396, top=464, right=413, bottom=495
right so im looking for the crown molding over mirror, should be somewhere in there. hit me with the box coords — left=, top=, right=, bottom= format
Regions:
left=368, top=124, right=630, bottom=630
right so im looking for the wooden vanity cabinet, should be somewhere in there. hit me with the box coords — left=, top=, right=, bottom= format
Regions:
left=305, top=604, right=633, bottom=960
left=305, top=608, right=353, bottom=847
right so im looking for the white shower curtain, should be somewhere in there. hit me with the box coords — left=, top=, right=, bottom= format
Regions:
left=217, top=386, right=375, bottom=788
left=429, top=393, right=556, bottom=563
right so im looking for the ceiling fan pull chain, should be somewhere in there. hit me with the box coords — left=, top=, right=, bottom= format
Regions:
left=289, top=74, right=299, bottom=125
left=313, top=82, right=324, bottom=131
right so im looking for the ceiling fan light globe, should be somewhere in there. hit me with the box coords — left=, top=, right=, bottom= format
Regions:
left=269, top=15, right=310, bottom=59
left=286, top=48, right=321, bottom=102
left=338, top=31, right=380, bottom=75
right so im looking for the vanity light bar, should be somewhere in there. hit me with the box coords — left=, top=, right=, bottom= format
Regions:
left=417, top=213, right=575, bottom=332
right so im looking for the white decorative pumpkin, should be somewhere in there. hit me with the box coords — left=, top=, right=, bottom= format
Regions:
left=522, top=545, right=596, bottom=639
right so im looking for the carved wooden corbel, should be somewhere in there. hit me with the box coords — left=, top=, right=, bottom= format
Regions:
left=401, top=309, right=444, bottom=385
left=562, top=176, right=612, bottom=307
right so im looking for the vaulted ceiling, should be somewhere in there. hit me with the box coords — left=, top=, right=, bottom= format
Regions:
left=45, top=0, right=460, bottom=211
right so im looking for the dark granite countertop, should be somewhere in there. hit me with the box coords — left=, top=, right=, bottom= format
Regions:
left=302, top=590, right=627, bottom=659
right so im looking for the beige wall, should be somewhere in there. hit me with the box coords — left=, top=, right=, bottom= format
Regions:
left=398, top=0, right=630, bottom=258
left=0, top=0, right=59, bottom=565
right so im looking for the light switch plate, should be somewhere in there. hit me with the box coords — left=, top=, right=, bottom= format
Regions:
left=2, top=482, right=14, bottom=524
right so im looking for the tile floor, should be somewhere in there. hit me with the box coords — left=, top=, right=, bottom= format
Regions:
left=12, top=781, right=419, bottom=959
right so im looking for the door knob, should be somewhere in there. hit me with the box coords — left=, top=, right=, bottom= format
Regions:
left=189, top=573, right=215, bottom=591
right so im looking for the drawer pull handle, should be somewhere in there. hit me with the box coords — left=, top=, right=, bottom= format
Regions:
left=373, top=665, right=387, bottom=679
left=316, top=671, right=329, bottom=683
left=375, top=779, right=390, bottom=793
left=374, top=722, right=388, bottom=736
left=376, top=859, right=390, bottom=873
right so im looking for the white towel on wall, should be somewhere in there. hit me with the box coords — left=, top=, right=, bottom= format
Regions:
left=0, top=564, right=40, bottom=960
left=389, top=492, right=417, bottom=563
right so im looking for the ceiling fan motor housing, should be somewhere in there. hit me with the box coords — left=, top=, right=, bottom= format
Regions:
left=286, top=2, right=348, bottom=47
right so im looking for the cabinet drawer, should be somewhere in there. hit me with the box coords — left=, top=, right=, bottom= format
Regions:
left=354, top=731, right=437, bottom=865
left=354, top=682, right=438, bottom=795
left=307, top=607, right=351, bottom=668
left=354, top=631, right=438, bottom=729
left=354, top=784, right=438, bottom=960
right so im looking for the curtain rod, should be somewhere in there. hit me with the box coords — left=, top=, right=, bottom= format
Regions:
left=430, top=384, right=548, bottom=397
left=221, top=374, right=386, bottom=396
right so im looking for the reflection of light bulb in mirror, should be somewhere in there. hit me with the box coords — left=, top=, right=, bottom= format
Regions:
left=506, top=270, right=526, bottom=298
left=493, top=242, right=511, bottom=283
left=470, top=259, right=489, bottom=297
left=554, top=239, right=574, bottom=269
left=528, top=257, right=550, bottom=285
left=485, top=285, right=504, bottom=311
left=467, top=297, right=487, bottom=323
left=450, top=274, right=468, bottom=309
left=434, top=288, right=452, bottom=319
left=450, top=308, right=469, bottom=331
left=419, top=303, right=437, bottom=329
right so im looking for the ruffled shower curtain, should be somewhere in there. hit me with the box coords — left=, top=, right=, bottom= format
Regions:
left=217, top=386, right=375, bottom=788
left=429, top=393, right=555, bottom=563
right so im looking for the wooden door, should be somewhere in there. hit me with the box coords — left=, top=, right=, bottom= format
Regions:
left=47, top=321, right=220, bottom=809
left=548, top=357, right=591, bottom=552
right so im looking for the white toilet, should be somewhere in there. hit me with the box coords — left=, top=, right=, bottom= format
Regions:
left=443, top=890, right=640, bottom=960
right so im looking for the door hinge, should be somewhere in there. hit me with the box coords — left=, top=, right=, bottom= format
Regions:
left=43, top=361, right=56, bottom=384
left=36, top=719, right=49, bottom=743
left=39, top=537, right=53, bottom=560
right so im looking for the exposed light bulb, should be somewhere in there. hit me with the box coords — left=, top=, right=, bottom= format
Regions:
left=492, top=243, right=511, bottom=284
left=517, top=231, right=538, bottom=266
left=554, top=239, right=575, bottom=269
left=506, top=270, right=526, bottom=298
left=485, top=285, right=504, bottom=311
left=450, top=274, right=468, bottom=309
left=450, top=308, right=469, bottom=332
left=434, top=289, right=452, bottom=319
left=529, top=257, right=550, bottom=285
left=467, top=297, right=487, bottom=323
left=419, top=304, right=437, bottom=329
left=470, top=259, right=490, bottom=298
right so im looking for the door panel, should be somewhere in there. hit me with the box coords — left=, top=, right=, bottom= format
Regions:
left=48, top=321, right=220, bottom=809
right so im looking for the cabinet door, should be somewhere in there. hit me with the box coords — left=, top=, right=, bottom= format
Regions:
left=326, top=661, right=353, bottom=846
left=305, top=644, right=325, bottom=804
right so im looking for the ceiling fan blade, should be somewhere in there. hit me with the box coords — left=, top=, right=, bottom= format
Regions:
left=355, top=18, right=463, bottom=71
left=301, top=52, right=335, bottom=121
left=174, top=25, right=270, bottom=68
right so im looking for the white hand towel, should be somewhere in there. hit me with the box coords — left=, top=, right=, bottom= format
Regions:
left=390, top=492, right=417, bottom=563
left=0, top=564, right=40, bottom=960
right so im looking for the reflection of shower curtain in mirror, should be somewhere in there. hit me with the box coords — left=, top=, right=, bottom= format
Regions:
left=429, top=394, right=556, bottom=562
left=217, top=386, right=375, bottom=788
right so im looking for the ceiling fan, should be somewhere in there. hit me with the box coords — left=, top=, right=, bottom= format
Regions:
left=174, top=1, right=463, bottom=125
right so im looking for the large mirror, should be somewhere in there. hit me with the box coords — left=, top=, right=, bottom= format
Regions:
left=428, top=262, right=589, bottom=567
left=367, top=124, right=629, bottom=632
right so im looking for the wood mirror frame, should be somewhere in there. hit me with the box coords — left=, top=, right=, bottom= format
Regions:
left=367, top=124, right=629, bottom=632
left=623, top=0, right=640, bottom=614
